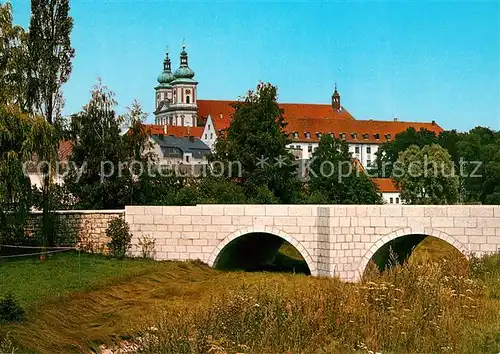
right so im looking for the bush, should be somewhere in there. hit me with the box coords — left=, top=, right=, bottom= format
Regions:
left=138, top=233, right=156, bottom=259
left=106, top=217, right=132, bottom=259
left=0, top=293, right=25, bottom=324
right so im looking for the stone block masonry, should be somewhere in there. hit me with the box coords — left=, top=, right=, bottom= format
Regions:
left=25, top=210, right=124, bottom=253
left=126, top=205, right=500, bottom=282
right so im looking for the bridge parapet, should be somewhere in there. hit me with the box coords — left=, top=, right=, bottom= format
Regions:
left=126, top=205, right=500, bottom=281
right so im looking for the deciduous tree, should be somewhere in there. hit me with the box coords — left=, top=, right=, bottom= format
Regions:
left=27, top=0, right=75, bottom=248
left=394, top=144, right=459, bottom=204
left=65, top=80, right=131, bottom=209
left=308, top=135, right=382, bottom=204
left=210, top=83, right=301, bottom=203
left=0, top=1, right=29, bottom=109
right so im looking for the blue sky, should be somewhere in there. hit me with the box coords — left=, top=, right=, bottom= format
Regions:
left=11, top=0, right=500, bottom=131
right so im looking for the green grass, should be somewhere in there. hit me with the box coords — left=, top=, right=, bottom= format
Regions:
left=1, top=238, right=500, bottom=353
left=0, top=252, right=159, bottom=308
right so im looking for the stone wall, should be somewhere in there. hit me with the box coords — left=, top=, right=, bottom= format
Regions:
left=26, top=210, right=124, bottom=252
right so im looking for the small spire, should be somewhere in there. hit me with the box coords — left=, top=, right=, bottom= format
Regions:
left=332, top=82, right=341, bottom=111
left=163, top=48, right=171, bottom=71
left=180, top=39, right=188, bottom=66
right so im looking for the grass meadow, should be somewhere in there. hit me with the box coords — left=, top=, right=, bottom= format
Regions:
left=1, top=237, right=500, bottom=353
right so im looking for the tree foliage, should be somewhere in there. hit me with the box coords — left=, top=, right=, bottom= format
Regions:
left=27, top=0, right=74, bottom=122
left=0, top=104, right=56, bottom=244
left=65, top=80, right=132, bottom=209
left=210, top=83, right=301, bottom=203
left=374, top=127, right=438, bottom=177
left=308, top=134, right=382, bottom=204
left=394, top=144, right=459, bottom=205
left=0, top=1, right=29, bottom=109
left=377, top=126, right=500, bottom=204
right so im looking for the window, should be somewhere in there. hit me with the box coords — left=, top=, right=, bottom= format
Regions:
left=390, top=197, right=394, bottom=204
left=385, top=134, right=391, bottom=140
left=355, top=146, right=360, bottom=154
left=205, top=134, right=207, bottom=139
left=210, top=133, right=213, bottom=139
left=351, top=132, right=357, bottom=140
left=316, top=132, right=322, bottom=139
left=366, top=146, right=371, bottom=154
left=340, top=133, right=346, bottom=140
left=208, top=124, right=211, bottom=130
left=396, top=198, right=400, bottom=204
left=363, top=133, right=369, bottom=140
left=305, top=132, right=311, bottom=139
left=367, top=159, right=371, bottom=166
left=185, top=155, right=190, bottom=163
left=186, top=96, right=190, bottom=104
left=308, top=145, right=313, bottom=153
left=293, top=132, right=299, bottom=138
left=374, top=133, right=380, bottom=140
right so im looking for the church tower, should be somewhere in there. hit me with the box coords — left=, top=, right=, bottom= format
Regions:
left=154, top=43, right=198, bottom=127
left=154, top=51, right=175, bottom=124
left=332, top=83, right=341, bottom=111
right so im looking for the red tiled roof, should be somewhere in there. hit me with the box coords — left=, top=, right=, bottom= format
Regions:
left=29, top=140, right=73, bottom=171
left=280, top=102, right=354, bottom=120
left=197, top=99, right=355, bottom=132
left=142, top=124, right=204, bottom=138
left=286, top=118, right=443, bottom=144
left=373, top=178, right=400, bottom=193
left=58, top=140, right=73, bottom=161
left=197, top=99, right=443, bottom=144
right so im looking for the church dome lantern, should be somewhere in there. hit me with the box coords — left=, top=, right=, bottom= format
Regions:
left=157, top=51, right=174, bottom=87
left=173, top=44, right=195, bottom=80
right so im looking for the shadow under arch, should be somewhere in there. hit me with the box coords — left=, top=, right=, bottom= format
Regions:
left=208, top=226, right=315, bottom=275
left=356, top=227, right=469, bottom=280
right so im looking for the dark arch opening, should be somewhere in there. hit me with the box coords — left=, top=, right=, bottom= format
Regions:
left=368, top=235, right=466, bottom=273
left=214, top=232, right=311, bottom=275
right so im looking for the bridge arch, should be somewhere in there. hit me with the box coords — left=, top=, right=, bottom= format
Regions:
left=207, top=226, right=317, bottom=276
left=355, top=227, right=469, bottom=281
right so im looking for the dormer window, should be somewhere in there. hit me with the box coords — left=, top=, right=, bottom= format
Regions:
left=305, top=132, right=311, bottom=139
left=293, top=132, right=299, bottom=138
left=351, top=133, right=357, bottom=140
left=329, top=132, right=335, bottom=138
left=340, top=133, right=346, bottom=140
left=374, top=133, right=380, bottom=140
left=385, top=134, right=392, bottom=140
left=363, top=133, right=369, bottom=140
left=316, top=132, right=322, bottom=139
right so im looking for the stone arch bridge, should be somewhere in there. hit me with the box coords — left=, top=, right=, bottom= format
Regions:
left=125, top=205, right=500, bottom=281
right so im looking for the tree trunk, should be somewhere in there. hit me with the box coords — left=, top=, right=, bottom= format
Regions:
left=42, top=98, right=54, bottom=257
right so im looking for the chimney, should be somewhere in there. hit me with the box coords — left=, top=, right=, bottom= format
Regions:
left=393, top=116, right=398, bottom=122
left=431, top=120, right=436, bottom=125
